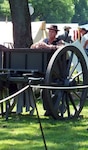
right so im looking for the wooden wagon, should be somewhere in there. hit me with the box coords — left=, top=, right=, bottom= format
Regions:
left=0, top=40, right=88, bottom=120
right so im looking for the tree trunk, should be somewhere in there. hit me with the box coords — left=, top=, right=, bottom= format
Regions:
left=9, top=0, right=33, bottom=48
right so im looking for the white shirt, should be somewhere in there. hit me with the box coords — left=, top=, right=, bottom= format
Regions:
left=81, top=33, right=88, bottom=49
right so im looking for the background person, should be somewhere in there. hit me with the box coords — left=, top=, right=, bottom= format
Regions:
left=80, top=27, right=88, bottom=55
left=57, top=26, right=73, bottom=43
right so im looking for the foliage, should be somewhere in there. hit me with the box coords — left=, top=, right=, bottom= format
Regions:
left=0, top=0, right=10, bottom=20
left=0, top=0, right=88, bottom=24
left=29, top=0, right=74, bottom=23
left=72, top=0, right=88, bottom=25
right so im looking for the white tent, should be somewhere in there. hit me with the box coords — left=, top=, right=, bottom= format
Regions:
left=79, top=24, right=88, bottom=30
left=0, top=21, right=48, bottom=47
left=0, top=21, right=13, bottom=46
left=0, top=21, right=79, bottom=47
left=31, top=21, right=47, bottom=43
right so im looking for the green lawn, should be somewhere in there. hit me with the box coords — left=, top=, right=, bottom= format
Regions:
left=0, top=99, right=88, bottom=150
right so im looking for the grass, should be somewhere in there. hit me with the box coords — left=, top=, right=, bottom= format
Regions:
left=0, top=99, right=88, bottom=150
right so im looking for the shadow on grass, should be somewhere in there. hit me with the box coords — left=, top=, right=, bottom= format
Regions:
left=0, top=100, right=88, bottom=150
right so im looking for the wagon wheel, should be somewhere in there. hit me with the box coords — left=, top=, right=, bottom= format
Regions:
left=44, top=45, right=88, bottom=119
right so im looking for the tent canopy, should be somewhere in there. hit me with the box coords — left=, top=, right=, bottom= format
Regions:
left=0, top=21, right=79, bottom=47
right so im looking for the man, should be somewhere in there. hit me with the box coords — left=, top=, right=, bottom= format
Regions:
left=80, top=28, right=88, bottom=55
left=30, top=25, right=62, bottom=49
left=31, top=25, right=64, bottom=116
left=57, top=26, right=73, bottom=43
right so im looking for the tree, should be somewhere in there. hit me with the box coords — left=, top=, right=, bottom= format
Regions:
left=9, top=0, right=33, bottom=48
left=0, top=0, right=10, bottom=21
left=71, top=0, right=88, bottom=24
left=30, top=0, right=74, bottom=23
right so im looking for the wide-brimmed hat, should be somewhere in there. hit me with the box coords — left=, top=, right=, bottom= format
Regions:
left=47, top=25, right=60, bottom=32
left=64, top=26, right=71, bottom=30
left=79, top=27, right=88, bottom=32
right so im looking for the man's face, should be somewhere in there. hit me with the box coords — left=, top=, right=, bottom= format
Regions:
left=48, top=29, right=57, bottom=38
left=65, top=28, right=70, bottom=34
left=80, top=29, right=86, bottom=35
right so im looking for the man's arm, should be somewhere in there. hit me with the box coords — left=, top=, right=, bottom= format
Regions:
left=30, top=41, right=59, bottom=50
left=84, top=40, right=88, bottom=49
